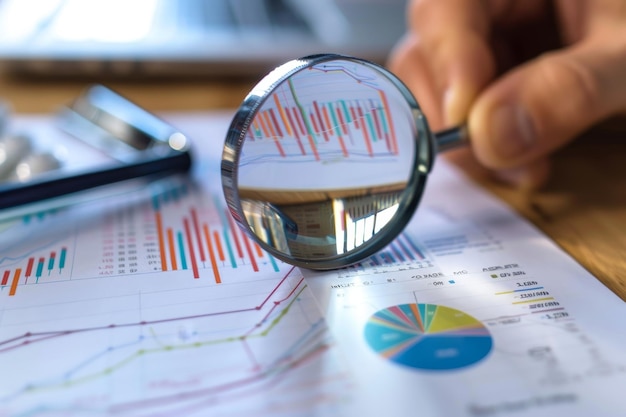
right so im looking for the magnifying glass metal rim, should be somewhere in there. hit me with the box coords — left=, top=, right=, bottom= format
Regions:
left=221, top=53, right=437, bottom=270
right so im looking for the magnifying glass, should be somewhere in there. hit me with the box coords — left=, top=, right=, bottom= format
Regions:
left=222, top=54, right=468, bottom=270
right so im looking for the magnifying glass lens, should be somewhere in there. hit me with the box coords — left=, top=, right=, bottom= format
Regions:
left=222, top=55, right=435, bottom=269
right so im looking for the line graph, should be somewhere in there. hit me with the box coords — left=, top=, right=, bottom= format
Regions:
left=0, top=267, right=353, bottom=416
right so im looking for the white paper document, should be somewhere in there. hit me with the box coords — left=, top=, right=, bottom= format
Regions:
left=0, top=112, right=624, bottom=417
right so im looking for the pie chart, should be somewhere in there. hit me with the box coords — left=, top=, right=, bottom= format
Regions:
left=364, top=303, right=492, bottom=370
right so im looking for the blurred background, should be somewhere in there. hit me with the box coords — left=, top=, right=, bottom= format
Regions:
left=0, top=0, right=407, bottom=77
left=0, top=0, right=408, bottom=113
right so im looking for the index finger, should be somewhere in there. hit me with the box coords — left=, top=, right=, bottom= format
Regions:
left=405, top=0, right=545, bottom=124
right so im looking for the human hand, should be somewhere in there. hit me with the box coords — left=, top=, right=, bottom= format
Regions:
left=388, top=0, right=626, bottom=188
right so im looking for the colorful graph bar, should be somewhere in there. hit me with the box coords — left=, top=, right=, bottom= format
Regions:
left=1, top=247, right=68, bottom=296
left=151, top=190, right=279, bottom=283
left=351, top=233, right=426, bottom=270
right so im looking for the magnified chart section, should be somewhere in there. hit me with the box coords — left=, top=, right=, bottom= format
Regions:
left=364, top=303, right=493, bottom=370
left=239, top=59, right=417, bottom=191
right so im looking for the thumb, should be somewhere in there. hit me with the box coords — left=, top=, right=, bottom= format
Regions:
left=468, top=39, right=626, bottom=170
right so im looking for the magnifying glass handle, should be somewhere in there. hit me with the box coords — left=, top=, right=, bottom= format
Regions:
left=434, top=124, right=469, bottom=152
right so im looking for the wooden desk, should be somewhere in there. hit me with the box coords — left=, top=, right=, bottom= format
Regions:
left=2, top=70, right=624, bottom=301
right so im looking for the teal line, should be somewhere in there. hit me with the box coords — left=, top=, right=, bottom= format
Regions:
left=328, top=103, right=341, bottom=138
left=177, top=232, right=188, bottom=270
left=365, top=113, right=377, bottom=142
left=47, top=255, right=55, bottom=271
left=151, top=195, right=160, bottom=211
left=269, top=254, right=279, bottom=272
left=340, top=100, right=352, bottom=123
left=59, top=248, right=67, bottom=269
left=378, top=106, right=390, bottom=136
left=36, top=260, right=44, bottom=281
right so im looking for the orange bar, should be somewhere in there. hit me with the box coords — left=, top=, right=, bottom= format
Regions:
left=322, top=105, right=334, bottom=136
left=263, top=112, right=286, bottom=157
left=257, top=112, right=271, bottom=137
left=155, top=211, right=167, bottom=271
left=213, top=230, right=225, bottom=261
left=9, top=268, right=21, bottom=296
left=254, top=241, right=263, bottom=258
left=203, top=224, right=222, bottom=284
left=273, top=93, right=293, bottom=136
left=167, top=228, right=178, bottom=270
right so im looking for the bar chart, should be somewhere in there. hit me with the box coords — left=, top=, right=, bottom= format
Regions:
left=1, top=178, right=286, bottom=298
left=239, top=60, right=415, bottom=191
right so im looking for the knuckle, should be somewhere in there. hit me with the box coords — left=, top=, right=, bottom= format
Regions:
left=535, top=53, right=602, bottom=115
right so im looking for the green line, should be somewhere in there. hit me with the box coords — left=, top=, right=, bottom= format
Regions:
left=23, top=286, right=309, bottom=394
left=328, top=103, right=341, bottom=138
left=288, top=79, right=316, bottom=139
left=340, top=100, right=351, bottom=123
left=378, top=106, right=389, bottom=136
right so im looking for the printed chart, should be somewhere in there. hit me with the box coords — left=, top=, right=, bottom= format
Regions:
left=305, top=160, right=626, bottom=417
left=0, top=113, right=354, bottom=417
left=239, top=59, right=416, bottom=190
left=364, top=303, right=492, bottom=370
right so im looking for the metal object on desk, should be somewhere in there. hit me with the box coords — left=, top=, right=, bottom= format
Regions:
left=221, top=54, right=469, bottom=270
left=0, top=85, right=193, bottom=219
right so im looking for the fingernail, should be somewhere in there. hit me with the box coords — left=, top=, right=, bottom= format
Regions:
left=443, top=85, right=469, bottom=126
left=490, top=104, right=536, bottom=159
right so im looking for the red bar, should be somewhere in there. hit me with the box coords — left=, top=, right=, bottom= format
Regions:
left=25, top=257, right=35, bottom=277
left=285, top=107, right=306, bottom=155
left=190, top=208, right=206, bottom=262
left=9, top=268, right=21, bottom=296
left=167, top=228, right=178, bottom=270
left=240, top=229, right=259, bottom=272
left=1, top=270, right=9, bottom=286
left=336, top=104, right=349, bottom=135
left=263, top=112, right=286, bottom=157
left=291, top=107, right=306, bottom=136
left=307, top=133, right=320, bottom=161
left=331, top=105, right=349, bottom=157
left=350, top=106, right=360, bottom=129
left=312, top=101, right=329, bottom=141
left=226, top=211, right=244, bottom=259
left=268, top=108, right=284, bottom=137
left=203, top=224, right=222, bottom=284
left=183, top=218, right=200, bottom=279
